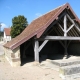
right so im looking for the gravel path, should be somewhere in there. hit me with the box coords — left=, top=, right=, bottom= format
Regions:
left=0, top=41, right=61, bottom=80
left=0, top=56, right=62, bottom=80
left=0, top=41, right=4, bottom=55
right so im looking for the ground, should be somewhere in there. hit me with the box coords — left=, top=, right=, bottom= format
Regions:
left=0, top=55, right=62, bottom=80
left=0, top=41, right=62, bottom=80
left=0, top=41, right=80, bottom=80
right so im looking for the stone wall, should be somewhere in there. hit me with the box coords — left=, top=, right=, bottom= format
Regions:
left=4, top=46, right=21, bottom=67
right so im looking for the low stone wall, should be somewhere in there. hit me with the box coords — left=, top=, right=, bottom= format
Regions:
left=52, top=60, right=80, bottom=67
left=59, top=62, right=80, bottom=79
left=4, top=47, right=21, bottom=67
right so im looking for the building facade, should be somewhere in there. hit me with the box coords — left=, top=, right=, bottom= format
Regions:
left=4, top=28, right=11, bottom=43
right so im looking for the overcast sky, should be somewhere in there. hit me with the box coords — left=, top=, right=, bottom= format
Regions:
left=0, top=0, right=80, bottom=31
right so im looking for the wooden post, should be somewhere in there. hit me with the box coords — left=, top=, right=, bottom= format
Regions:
left=64, top=40, right=68, bottom=58
left=34, top=40, right=39, bottom=62
left=64, top=15, right=67, bottom=37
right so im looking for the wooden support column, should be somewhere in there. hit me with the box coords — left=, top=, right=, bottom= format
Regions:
left=34, top=40, right=39, bottom=62
left=64, top=40, right=68, bottom=58
left=64, top=15, right=67, bottom=37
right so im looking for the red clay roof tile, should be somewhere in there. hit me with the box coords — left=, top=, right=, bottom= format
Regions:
left=4, top=28, right=11, bottom=36
left=3, top=3, right=80, bottom=50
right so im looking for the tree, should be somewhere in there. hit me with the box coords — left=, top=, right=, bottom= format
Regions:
left=11, top=15, right=28, bottom=38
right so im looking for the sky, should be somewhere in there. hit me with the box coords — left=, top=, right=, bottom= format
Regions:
left=0, top=0, right=80, bottom=31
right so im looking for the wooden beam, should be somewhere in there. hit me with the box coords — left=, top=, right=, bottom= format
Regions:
left=66, top=24, right=74, bottom=33
left=24, top=42, right=31, bottom=51
left=38, top=40, right=48, bottom=52
left=66, top=16, right=79, bottom=36
left=67, top=21, right=74, bottom=36
left=57, top=23, right=64, bottom=32
left=67, top=14, right=80, bottom=33
left=54, top=29, right=65, bottom=48
left=72, top=28, right=79, bottom=36
left=34, top=40, right=39, bottom=62
left=64, top=40, right=68, bottom=58
left=59, top=41, right=65, bottom=48
left=74, top=23, right=80, bottom=32
left=41, top=12, right=66, bottom=36
left=57, top=12, right=66, bottom=20
left=64, top=15, right=67, bottom=36
left=70, top=28, right=76, bottom=36
left=41, top=20, right=57, bottom=36
left=39, top=36, right=80, bottom=40
left=66, top=14, right=74, bottom=23
left=56, top=26, right=63, bottom=36
left=54, top=27, right=71, bottom=48
left=67, top=41, right=71, bottom=48
left=67, top=31, right=73, bottom=36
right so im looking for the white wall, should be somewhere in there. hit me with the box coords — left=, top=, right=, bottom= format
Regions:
left=4, top=32, right=11, bottom=42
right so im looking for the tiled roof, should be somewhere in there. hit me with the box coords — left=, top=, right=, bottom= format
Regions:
left=4, top=28, right=11, bottom=36
left=3, top=3, right=80, bottom=50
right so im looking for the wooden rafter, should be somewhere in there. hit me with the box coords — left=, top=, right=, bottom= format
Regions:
left=57, top=26, right=64, bottom=36
left=56, top=13, right=80, bottom=37
left=33, top=13, right=80, bottom=62
left=67, top=14, right=80, bottom=33
left=72, top=28, right=79, bottom=36
left=57, top=23, right=64, bottom=32
left=66, top=14, right=74, bottom=23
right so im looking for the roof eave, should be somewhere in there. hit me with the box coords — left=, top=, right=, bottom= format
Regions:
left=10, top=33, right=36, bottom=50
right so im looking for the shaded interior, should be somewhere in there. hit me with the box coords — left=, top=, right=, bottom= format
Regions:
left=20, top=40, right=80, bottom=66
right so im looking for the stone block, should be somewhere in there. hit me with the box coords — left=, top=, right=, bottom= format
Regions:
left=11, top=61, right=21, bottom=67
left=59, top=64, right=80, bottom=79
left=4, top=46, right=21, bottom=67
left=52, top=60, right=80, bottom=67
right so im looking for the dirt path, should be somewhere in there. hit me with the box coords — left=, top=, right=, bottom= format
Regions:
left=0, top=41, right=4, bottom=55
left=0, top=55, right=62, bottom=80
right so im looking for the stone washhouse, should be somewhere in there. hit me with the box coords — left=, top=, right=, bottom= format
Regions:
left=4, top=3, right=80, bottom=68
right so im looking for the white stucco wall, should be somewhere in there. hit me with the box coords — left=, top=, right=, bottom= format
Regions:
left=4, top=31, right=6, bottom=38
left=4, top=31, right=11, bottom=42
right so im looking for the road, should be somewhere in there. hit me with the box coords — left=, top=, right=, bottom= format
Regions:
left=0, top=41, right=5, bottom=55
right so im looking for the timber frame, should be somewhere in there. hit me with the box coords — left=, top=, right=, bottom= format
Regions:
left=3, top=3, right=80, bottom=66
left=33, top=12, right=80, bottom=61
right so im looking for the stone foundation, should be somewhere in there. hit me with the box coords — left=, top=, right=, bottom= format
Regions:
left=51, top=59, right=80, bottom=79
left=4, top=47, right=21, bottom=67
left=59, top=64, right=80, bottom=79
left=52, top=59, right=80, bottom=67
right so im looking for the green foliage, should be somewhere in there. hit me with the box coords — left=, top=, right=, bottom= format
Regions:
left=11, top=15, right=28, bottom=38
